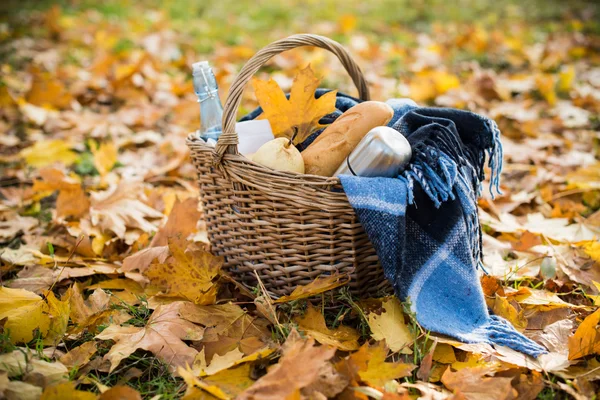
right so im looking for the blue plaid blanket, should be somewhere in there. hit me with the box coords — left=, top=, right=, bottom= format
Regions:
left=340, top=100, right=546, bottom=357
left=243, top=91, right=547, bottom=357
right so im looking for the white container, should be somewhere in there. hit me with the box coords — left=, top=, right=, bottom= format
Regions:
left=235, top=120, right=274, bottom=156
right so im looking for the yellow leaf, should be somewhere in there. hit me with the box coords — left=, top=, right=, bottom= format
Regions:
left=0, top=287, right=51, bottom=343
left=590, top=281, right=600, bottom=306
left=180, top=363, right=255, bottom=400
left=193, top=346, right=273, bottom=377
left=410, top=70, right=460, bottom=102
left=367, top=297, right=413, bottom=354
left=40, top=382, right=97, bottom=400
left=338, top=14, right=357, bottom=33
left=432, top=343, right=456, bottom=364
left=350, top=342, right=415, bottom=387
left=295, top=304, right=360, bottom=351
left=558, top=65, right=576, bottom=93
left=252, top=65, right=337, bottom=144
left=32, top=167, right=90, bottom=218
left=491, top=295, right=527, bottom=331
left=568, top=308, right=600, bottom=360
left=535, top=73, right=557, bottom=105
left=20, top=140, right=78, bottom=168
left=91, top=140, right=118, bottom=177
left=144, top=239, right=223, bottom=305
left=581, top=241, right=600, bottom=262
left=274, top=274, right=350, bottom=303
left=44, top=291, right=71, bottom=345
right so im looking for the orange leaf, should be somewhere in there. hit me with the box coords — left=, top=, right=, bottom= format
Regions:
left=26, top=68, right=73, bottom=110
left=568, top=308, right=600, bottom=360
left=32, top=168, right=89, bottom=218
left=252, top=65, right=337, bottom=144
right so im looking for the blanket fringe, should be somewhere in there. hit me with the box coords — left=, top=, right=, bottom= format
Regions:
left=461, top=315, right=547, bottom=357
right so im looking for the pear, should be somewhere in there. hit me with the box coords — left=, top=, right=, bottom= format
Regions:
left=252, top=137, right=305, bottom=174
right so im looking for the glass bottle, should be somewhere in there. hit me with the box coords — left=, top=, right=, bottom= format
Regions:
left=192, top=61, right=223, bottom=142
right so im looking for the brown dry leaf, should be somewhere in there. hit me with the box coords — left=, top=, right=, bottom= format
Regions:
left=98, top=386, right=142, bottom=400
left=441, top=366, right=517, bottom=400
left=273, top=274, right=350, bottom=303
left=568, top=308, right=600, bottom=360
left=0, top=215, right=38, bottom=241
left=68, top=283, right=115, bottom=333
left=95, top=301, right=204, bottom=372
left=238, top=337, right=336, bottom=400
left=144, top=239, right=223, bottom=305
left=367, top=297, right=414, bottom=354
left=89, top=181, right=164, bottom=239
left=40, top=382, right=97, bottom=400
left=295, top=304, right=360, bottom=351
left=121, top=245, right=170, bottom=273
left=348, top=342, right=415, bottom=387
left=59, top=342, right=98, bottom=370
left=150, top=197, right=202, bottom=247
left=19, top=140, right=79, bottom=168
left=252, top=65, right=337, bottom=143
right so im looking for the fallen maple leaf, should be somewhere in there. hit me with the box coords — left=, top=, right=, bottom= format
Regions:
left=150, top=197, right=202, bottom=247
left=441, top=366, right=517, bottom=400
left=568, top=308, right=600, bottom=360
left=98, top=386, right=142, bottom=400
left=95, top=301, right=204, bottom=372
left=59, top=342, right=98, bottom=370
left=0, top=215, right=38, bottom=241
left=90, top=140, right=118, bottom=177
left=121, top=245, right=170, bottom=273
left=0, top=349, right=68, bottom=387
left=68, top=283, right=117, bottom=333
left=19, top=139, right=79, bottom=168
left=491, top=295, right=527, bottom=331
left=367, top=297, right=414, bottom=354
left=295, top=304, right=360, bottom=351
left=40, top=382, right=96, bottom=400
left=180, top=363, right=255, bottom=400
left=347, top=342, right=415, bottom=387
left=238, top=335, right=336, bottom=400
left=144, top=239, right=223, bottom=304
left=26, top=68, right=73, bottom=110
left=32, top=167, right=90, bottom=218
left=273, top=274, right=350, bottom=303
left=0, top=287, right=53, bottom=343
left=252, top=65, right=337, bottom=144
left=89, top=180, right=164, bottom=239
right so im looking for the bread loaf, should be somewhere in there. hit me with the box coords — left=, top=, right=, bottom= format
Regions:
left=302, top=101, right=394, bottom=176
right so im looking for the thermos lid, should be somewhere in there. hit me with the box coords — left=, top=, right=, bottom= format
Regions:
left=335, top=126, right=412, bottom=178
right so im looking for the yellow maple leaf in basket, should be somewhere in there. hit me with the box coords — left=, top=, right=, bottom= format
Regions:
left=252, top=65, right=337, bottom=144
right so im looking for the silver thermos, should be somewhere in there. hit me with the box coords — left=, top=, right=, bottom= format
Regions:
left=334, top=126, right=413, bottom=178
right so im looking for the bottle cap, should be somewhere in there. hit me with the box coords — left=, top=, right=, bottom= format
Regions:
left=192, top=61, right=210, bottom=76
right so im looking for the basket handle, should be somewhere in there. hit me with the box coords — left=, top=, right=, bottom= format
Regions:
left=215, top=33, right=370, bottom=161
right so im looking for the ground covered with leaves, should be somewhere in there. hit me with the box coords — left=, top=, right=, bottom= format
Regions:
left=1, top=0, right=600, bottom=399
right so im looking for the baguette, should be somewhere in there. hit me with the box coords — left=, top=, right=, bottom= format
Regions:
left=302, top=101, right=394, bottom=176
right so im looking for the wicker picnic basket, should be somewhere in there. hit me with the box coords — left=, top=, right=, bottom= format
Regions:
left=187, top=34, right=392, bottom=298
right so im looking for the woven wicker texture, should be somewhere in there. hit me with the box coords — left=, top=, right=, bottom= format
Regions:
left=187, top=34, right=391, bottom=298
